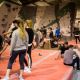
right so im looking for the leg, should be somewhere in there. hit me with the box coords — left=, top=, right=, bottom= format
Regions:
left=27, top=46, right=32, bottom=69
left=78, top=36, right=80, bottom=42
left=24, top=53, right=31, bottom=73
left=24, top=57, right=28, bottom=66
left=42, top=42, right=45, bottom=48
left=5, top=51, right=18, bottom=78
left=73, top=57, right=80, bottom=70
left=64, top=63, right=73, bottom=66
left=75, top=37, right=78, bottom=44
left=28, top=53, right=32, bottom=69
left=19, top=50, right=26, bottom=77
left=50, top=40, right=53, bottom=48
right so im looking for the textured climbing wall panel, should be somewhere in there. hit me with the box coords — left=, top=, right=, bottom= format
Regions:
left=19, top=6, right=37, bottom=26
left=0, top=1, right=20, bottom=34
left=34, top=6, right=56, bottom=30
left=59, top=13, right=71, bottom=36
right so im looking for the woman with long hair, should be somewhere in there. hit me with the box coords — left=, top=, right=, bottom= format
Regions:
left=24, top=20, right=34, bottom=73
left=2, top=20, right=28, bottom=80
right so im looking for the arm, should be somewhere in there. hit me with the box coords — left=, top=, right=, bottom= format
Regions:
left=0, top=43, right=8, bottom=55
left=3, top=31, right=12, bottom=36
left=73, top=49, right=79, bottom=57
left=73, top=51, right=78, bottom=57
left=25, top=32, right=29, bottom=50
left=10, top=31, right=17, bottom=54
left=55, top=50, right=62, bottom=60
left=55, top=44, right=64, bottom=59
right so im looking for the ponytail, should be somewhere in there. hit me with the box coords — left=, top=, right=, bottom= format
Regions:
left=18, top=21, right=26, bottom=40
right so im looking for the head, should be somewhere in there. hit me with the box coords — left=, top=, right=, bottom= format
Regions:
left=15, top=20, right=26, bottom=40
left=43, top=26, right=46, bottom=28
left=64, top=42, right=68, bottom=47
left=57, top=27, right=59, bottom=29
left=69, top=45, right=74, bottom=49
left=36, top=28, right=40, bottom=32
left=12, top=20, right=19, bottom=27
left=48, top=27, right=52, bottom=31
left=13, top=19, right=24, bottom=28
left=24, top=20, right=33, bottom=28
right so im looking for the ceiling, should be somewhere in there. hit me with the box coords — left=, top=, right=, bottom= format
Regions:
left=4, top=0, right=80, bottom=6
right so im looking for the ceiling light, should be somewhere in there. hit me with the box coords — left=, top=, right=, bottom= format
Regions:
left=45, top=0, right=55, bottom=3
left=27, top=3, right=36, bottom=6
left=35, top=1, right=50, bottom=6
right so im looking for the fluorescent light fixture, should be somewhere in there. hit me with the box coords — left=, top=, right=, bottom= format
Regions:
left=27, top=3, right=36, bottom=6
left=45, top=0, right=55, bottom=3
left=35, top=1, right=50, bottom=6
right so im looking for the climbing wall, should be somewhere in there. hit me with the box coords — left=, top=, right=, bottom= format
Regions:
left=59, top=12, right=71, bottom=36
left=34, top=6, right=56, bottom=30
left=19, top=6, right=37, bottom=27
left=0, top=1, right=20, bottom=34
left=75, top=8, right=80, bottom=29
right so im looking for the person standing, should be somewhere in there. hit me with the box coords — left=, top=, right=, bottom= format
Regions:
left=24, top=20, right=34, bottom=73
left=48, top=28, right=55, bottom=48
left=55, top=27, right=60, bottom=40
left=74, top=28, right=80, bottom=44
left=2, top=20, right=28, bottom=80
left=0, top=20, right=18, bottom=57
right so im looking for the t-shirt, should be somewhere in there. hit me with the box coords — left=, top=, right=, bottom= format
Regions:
left=25, top=28, right=34, bottom=44
left=55, top=28, right=60, bottom=36
left=7, top=27, right=17, bottom=45
left=10, top=29, right=28, bottom=52
left=64, top=49, right=76, bottom=64
left=49, top=31, right=54, bottom=39
left=59, top=45, right=69, bottom=54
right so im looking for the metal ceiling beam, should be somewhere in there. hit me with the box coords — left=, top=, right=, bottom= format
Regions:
left=19, top=0, right=40, bottom=5
left=6, top=0, right=22, bottom=6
